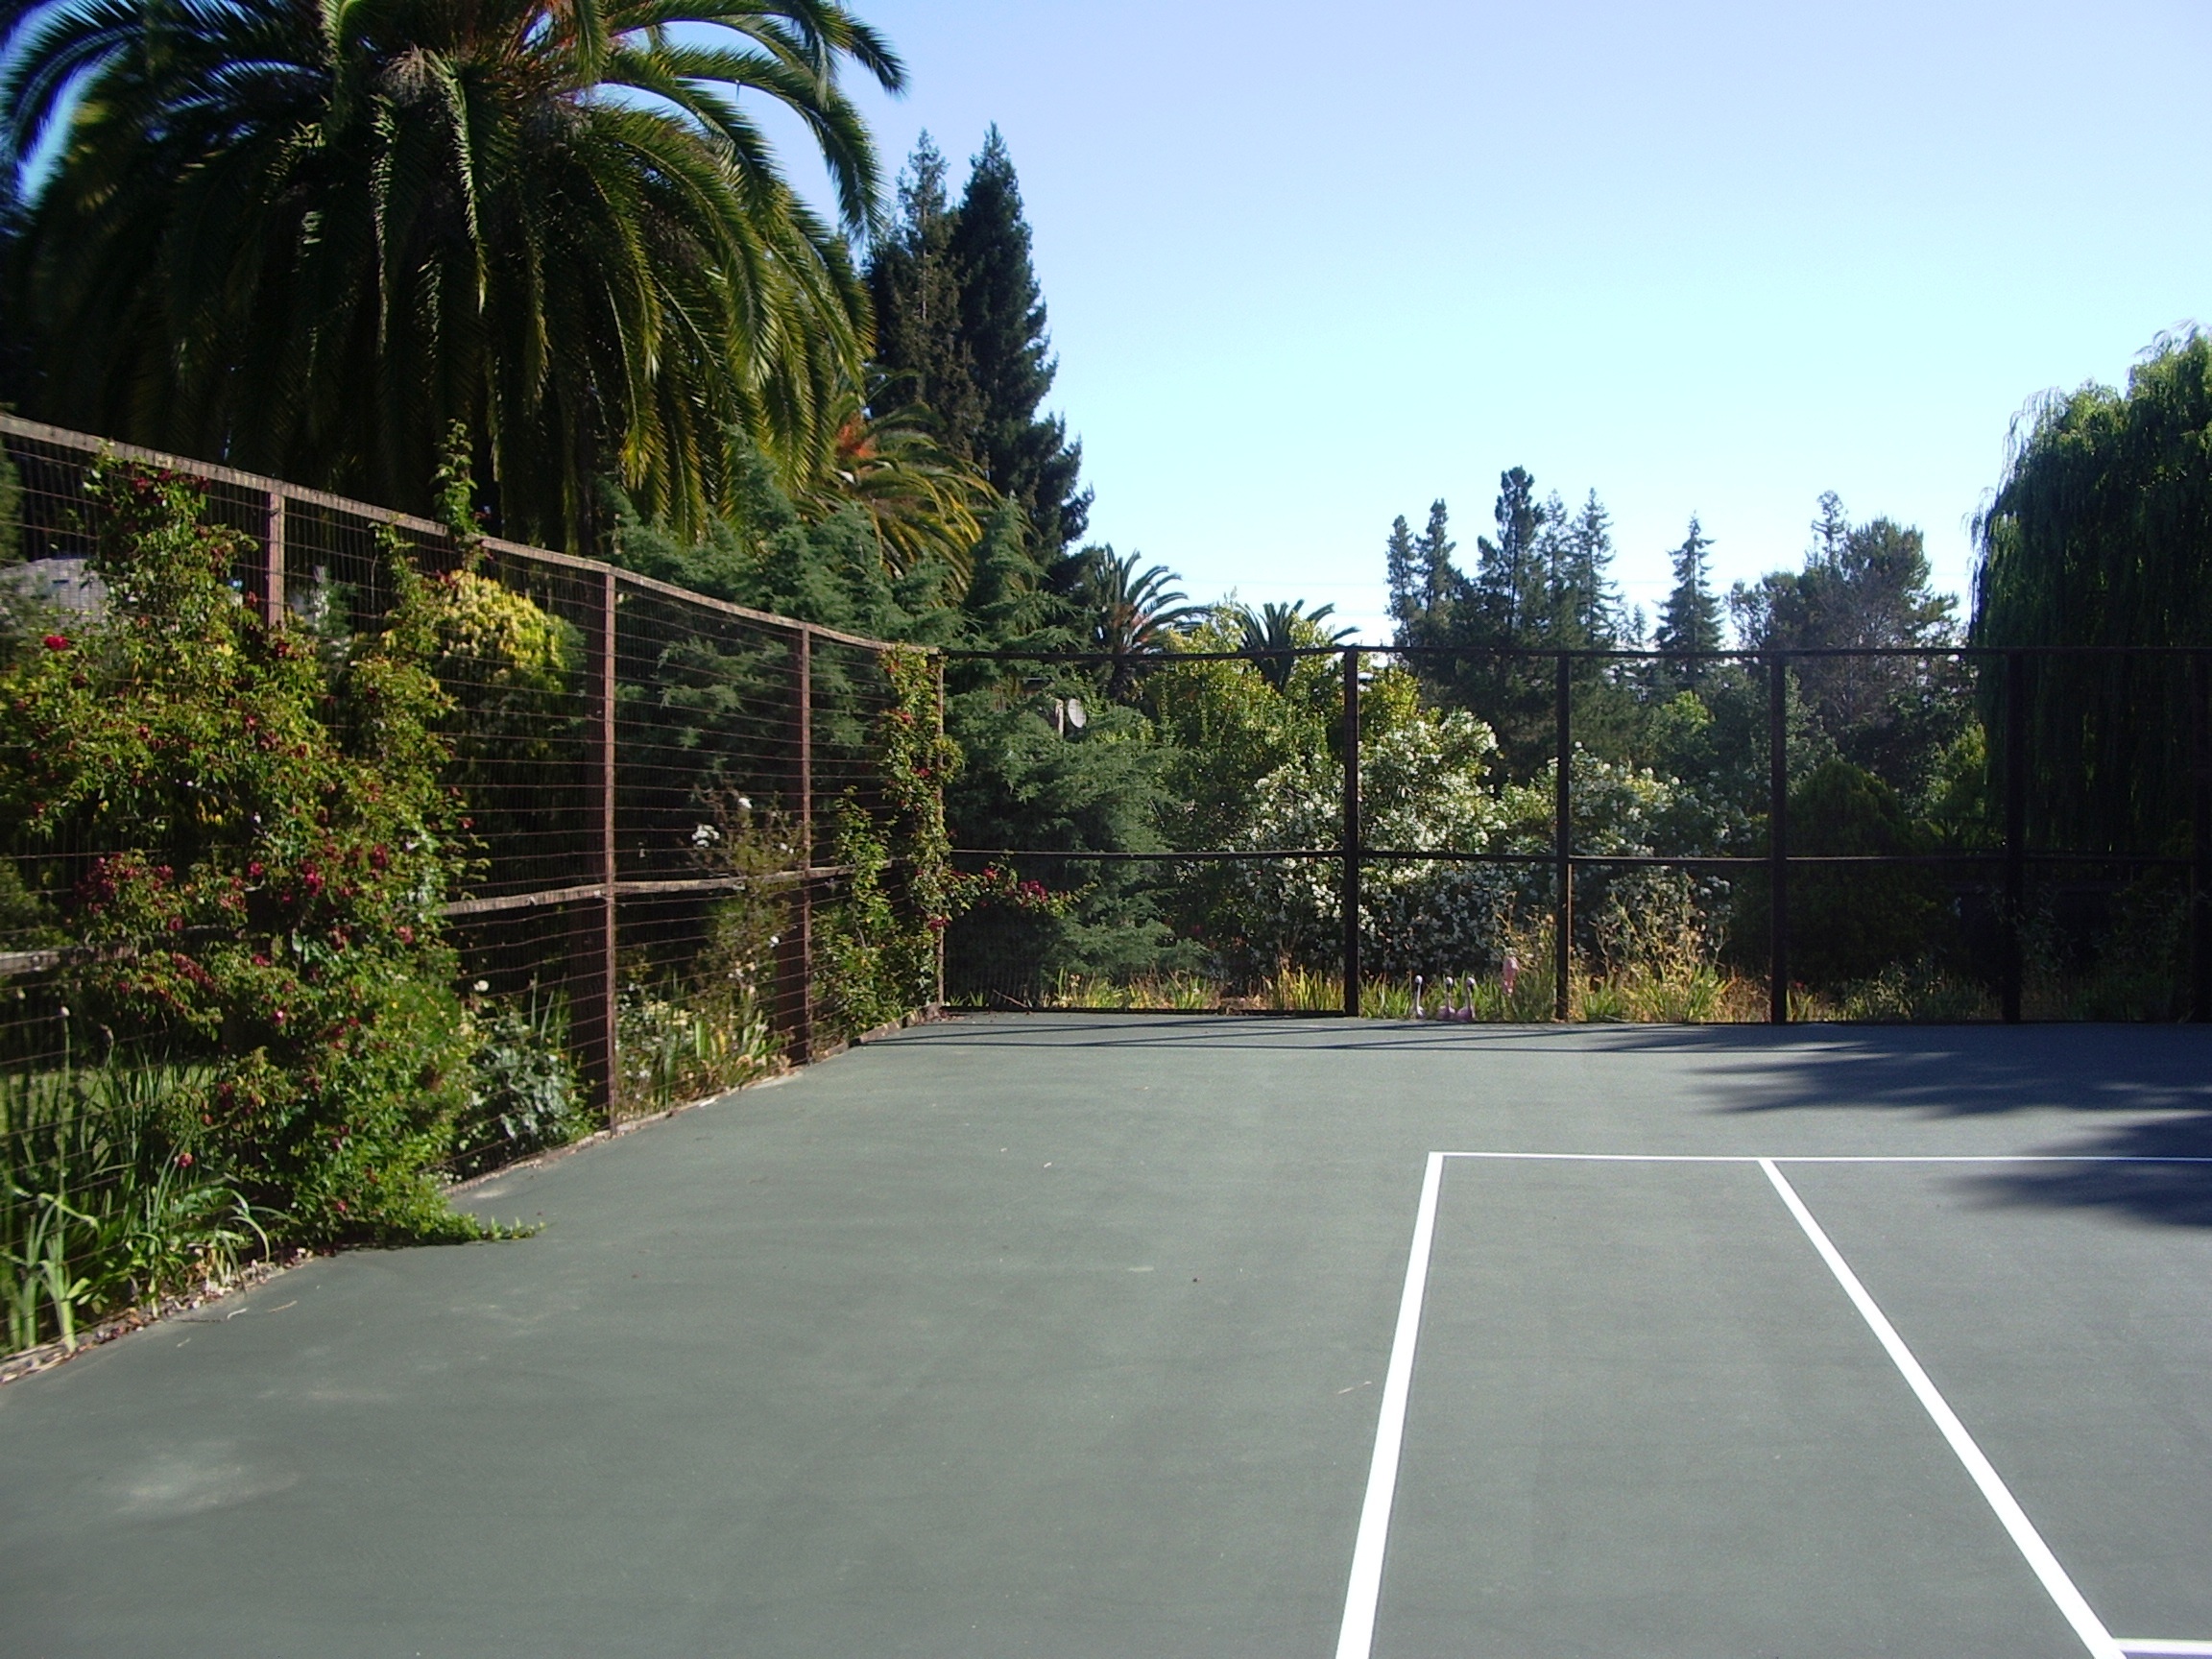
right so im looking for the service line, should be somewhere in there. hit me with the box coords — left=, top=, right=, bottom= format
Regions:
left=1760, top=1157, right=2125, bottom=1659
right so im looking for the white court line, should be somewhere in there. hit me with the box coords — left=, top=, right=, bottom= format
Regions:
left=1334, top=1150, right=2204, bottom=1655
left=1332, top=1150, right=1445, bottom=1659
left=1434, top=1151, right=2212, bottom=1165
left=1758, top=1158, right=2126, bottom=1659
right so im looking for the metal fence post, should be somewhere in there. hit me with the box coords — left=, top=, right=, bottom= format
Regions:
left=2191, top=654, right=2207, bottom=1022
left=1554, top=653, right=1573, bottom=1022
left=1341, top=647, right=1361, bottom=1018
left=933, top=651, right=948, bottom=1014
left=775, top=627, right=815, bottom=1062
left=2003, top=651, right=2028, bottom=1023
left=571, top=567, right=619, bottom=1123
left=1767, top=654, right=1789, bottom=1024
left=255, top=490, right=287, bottom=624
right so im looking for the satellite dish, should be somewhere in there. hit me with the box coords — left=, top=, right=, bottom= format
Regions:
left=1064, top=698, right=1088, bottom=730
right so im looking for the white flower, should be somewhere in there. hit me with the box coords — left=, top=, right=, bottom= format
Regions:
left=472, top=979, right=491, bottom=993
left=691, top=824, right=722, bottom=848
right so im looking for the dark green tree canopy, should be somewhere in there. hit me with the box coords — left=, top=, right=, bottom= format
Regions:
left=866, top=127, right=1089, bottom=557
left=0, top=0, right=903, bottom=550
left=1972, top=330, right=2212, bottom=851
left=1654, top=516, right=1723, bottom=672
left=865, top=132, right=984, bottom=461
left=1731, top=493, right=1962, bottom=790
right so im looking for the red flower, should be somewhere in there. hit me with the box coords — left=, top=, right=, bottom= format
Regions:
left=41, top=634, right=69, bottom=652
left=175, top=1152, right=193, bottom=1167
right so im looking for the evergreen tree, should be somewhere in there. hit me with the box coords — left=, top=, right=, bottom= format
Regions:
left=1550, top=491, right=1623, bottom=648
left=1384, top=515, right=1420, bottom=629
left=866, top=134, right=984, bottom=459
left=948, top=129, right=1091, bottom=556
left=1655, top=516, right=1724, bottom=677
left=1474, top=468, right=1547, bottom=635
left=1729, top=495, right=1963, bottom=792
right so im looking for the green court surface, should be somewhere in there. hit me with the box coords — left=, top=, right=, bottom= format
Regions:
left=4, top=1016, right=2212, bottom=1658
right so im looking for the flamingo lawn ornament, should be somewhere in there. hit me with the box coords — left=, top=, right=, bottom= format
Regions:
left=1455, top=975, right=1476, bottom=1022
left=1412, top=975, right=1426, bottom=1020
left=1437, top=975, right=1457, bottom=1020
left=1501, top=952, right=1522, bottom=998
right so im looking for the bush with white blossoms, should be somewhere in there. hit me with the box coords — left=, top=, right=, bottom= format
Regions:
left=1192, top=686, right=1512, bottom=981
left=1186, top=682, right=1739, bottom=983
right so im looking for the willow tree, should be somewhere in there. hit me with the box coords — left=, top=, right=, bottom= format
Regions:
left=0, top=0, right=902, bottom=550
left=1973, top=332, right=2212, bottom=853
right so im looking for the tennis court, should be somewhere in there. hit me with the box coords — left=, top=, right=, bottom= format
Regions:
left=4, top=1015, right=2211, bottom=1657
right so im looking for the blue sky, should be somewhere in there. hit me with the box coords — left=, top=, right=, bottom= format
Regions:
left=804, top=1, right=2210, bottom=640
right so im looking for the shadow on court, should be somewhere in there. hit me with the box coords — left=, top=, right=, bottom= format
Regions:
left=904, top=1016, right=2212, bottom=1229
left=5, top=1013, right=2210, bottom=1657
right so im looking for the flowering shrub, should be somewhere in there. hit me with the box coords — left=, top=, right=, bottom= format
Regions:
left=1201, top=702, right=1508, bottom=980
left=0, top=461, right=481, bottom=1243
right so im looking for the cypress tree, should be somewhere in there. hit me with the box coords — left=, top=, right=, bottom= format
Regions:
left=948, top=128, right=1090, bottom=557
left=866, top=134, right=983, bottom=459
left=1474, top=468, right=1546, bottom=636
left=1655, top=516, right=1724, bottom=677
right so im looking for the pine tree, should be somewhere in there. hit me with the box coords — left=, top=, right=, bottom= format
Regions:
left=1557, top=491, right=1627, bottom=645
left=1474, top=469, right=1547, bottom=636
left=1384, top=515, right=1420, bottom=628
left=948, top=128, right=1091, bottom=556
left=867, top=134, right=984, bottom=458
left=1655, top=516, right=1723, bottom=678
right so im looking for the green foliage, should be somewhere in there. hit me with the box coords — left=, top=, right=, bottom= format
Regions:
left=1730, top=493, right=1966, bottom=795
left=1973, top=331, right=2212, bottom=854
left=3, top=1062, right=267, bottom=1352
left=0, top=461, right=479, bottom=1244
left=1386, top=484, right=1637, bottom=773
left=456, top=989, right=587, bottom=1176
left=868, top=128, right=1089, bottom=557
left=1653, top=516, right=1725, bottom=675
left=1729, top=758, right=1952, bottom=988
left=866, top=135, right=986, bottom=464
left=814, top=649, right=960, bottom=1040
left=0, top=447, right=19, bottom=565
left=1, top=0, right=903, bottom=548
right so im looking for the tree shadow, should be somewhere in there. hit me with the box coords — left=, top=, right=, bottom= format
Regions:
left=890, top=1014, right=2212, bottom=1228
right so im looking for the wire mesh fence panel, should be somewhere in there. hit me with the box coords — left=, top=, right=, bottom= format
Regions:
left=0, top=416, right=927, bottom=1354
left=941, top=641, right=2212, bottom=1027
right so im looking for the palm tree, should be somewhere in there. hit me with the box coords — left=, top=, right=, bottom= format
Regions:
left=1236, top=599, right=1353, bottom=693
left=0, top=0, right=902, bottom=550
left=1074, top=547, right=1202, bottom=698
left=794, top=381, right=995, bottom=579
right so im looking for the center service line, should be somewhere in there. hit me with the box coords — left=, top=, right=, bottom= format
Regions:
left=1334, top=1150, right=1446, bottom=1659
left=1758, top=1158, right=2125, bottom=1659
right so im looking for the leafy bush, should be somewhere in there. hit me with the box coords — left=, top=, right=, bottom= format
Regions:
left=0, top=461, right=481, bottom=1245
left=455, top=989, right=588, bottom=1175
left=1729, top=758, right=1952, bottom=988
left=3, top=1061, right=266, bottom=1353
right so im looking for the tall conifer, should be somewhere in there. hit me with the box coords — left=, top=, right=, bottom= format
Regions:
left=868, top=134, right=984, bottom=458
left=948, top=128, right=1090, bottom=556
left=1655, top=516, right=1724, bottom=677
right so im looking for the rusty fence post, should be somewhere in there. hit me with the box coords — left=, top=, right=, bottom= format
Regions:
left=775, top=627, right=815, bottom=1062
left=1554, top=653, right=1573, bottom=1022
left=573, top=567, right=620, bottom=1123
left=256, top=490, right=287, bottom=623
